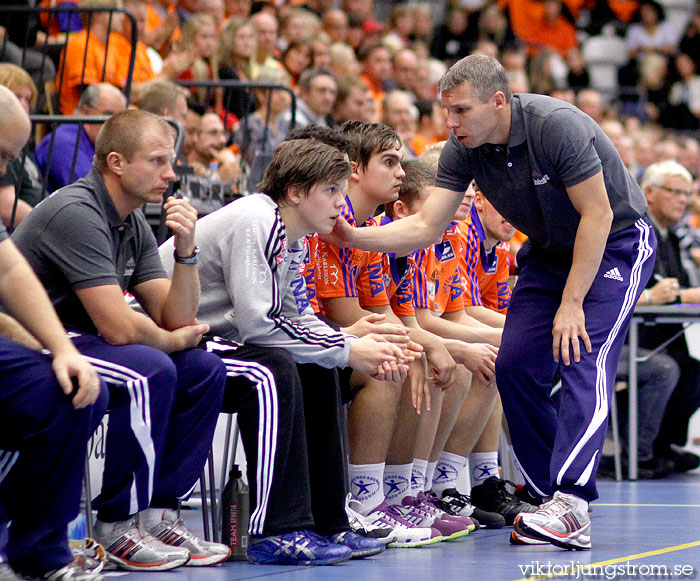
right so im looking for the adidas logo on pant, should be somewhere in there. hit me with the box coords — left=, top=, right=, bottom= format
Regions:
left=603, top=267, right=623, bottom=281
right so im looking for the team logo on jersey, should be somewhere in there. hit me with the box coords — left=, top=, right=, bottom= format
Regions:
left=383, top=474, right=410, bottom=501
left=533, top=174, right=550, bottom=186
left=351, top=476, right=381, bottom=501
left=603, top=267, right=624, bottom=282
left=367, top=262, right=385, bottom=296
left=438, top=241, right=456, bottom=262
left=448, top=273, right=463, bottom=301
left=291, top=275, right=310, bottom=314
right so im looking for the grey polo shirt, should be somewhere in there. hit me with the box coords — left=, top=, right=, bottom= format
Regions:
left=436, top=93, right=647, bottom=253
left=12, top=168, right=167, bottom=333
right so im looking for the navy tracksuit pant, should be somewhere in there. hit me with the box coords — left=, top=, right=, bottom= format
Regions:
left=69, top=333, right=226, bottom=522
left=204, top=339, right=349, bottom=536
left=0, top=337, right=109, bottom=577
left=496, top=218, right=656, bottom=502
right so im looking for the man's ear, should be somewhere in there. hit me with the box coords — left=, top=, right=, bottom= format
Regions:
left=393, top=199, right=410, bottom=219
left=473, top=191, right=484, bottom=213
left=106, top=151, right=125, bottom=175
left=286, top=185, right=303, bottom=206
left=349, top=160, right=361, bottom=183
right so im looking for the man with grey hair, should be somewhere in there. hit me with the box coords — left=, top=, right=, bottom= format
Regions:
left=636, top=159, right=700, bottom=473
left=35, top=82, right=127, bottom=192
left=137, top=80, right=189, bottom=123
left=283, top=68, right=337, bottom=128
left=0, top=85, right=107, bottom=581
left=326, top=54, right=657, bottom=550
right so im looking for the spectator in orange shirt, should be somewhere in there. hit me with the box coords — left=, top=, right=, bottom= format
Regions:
left=359, top=43, right=392, bottom=110
left=57, top=0, right=128, bottom=114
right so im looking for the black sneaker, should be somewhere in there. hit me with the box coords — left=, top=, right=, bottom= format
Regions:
left=662, top=446, right=700, bottom=472
left=514, top=484, right=544, bottom=506
left=469, top=477, right=538, bottom=526
left=434, top=488, right=505, bottom=529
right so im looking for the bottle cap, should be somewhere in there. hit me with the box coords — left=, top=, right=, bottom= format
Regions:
left=230, top=463, right=242, bottom=478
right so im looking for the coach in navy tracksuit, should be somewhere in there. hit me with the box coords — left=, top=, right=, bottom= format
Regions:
left=333, top=55, right=656, bottom=550
left=0, top=85, right=107, bottom=580
left=12, top=109, right=229, bottom=570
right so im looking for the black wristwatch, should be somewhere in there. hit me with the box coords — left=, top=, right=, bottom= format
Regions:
left=174, top=246, right=200, bottom=265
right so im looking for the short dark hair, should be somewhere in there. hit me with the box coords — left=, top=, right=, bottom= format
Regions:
left=297, top=67, right=336, bottom=92
left=438, top=54, right=512, bottom=104
left=94, top=109, right=173, bottom=173
left=258, top=138, right=352, bottom=203
left=385, top=160, right=435, bottom=218
left=338, top=120, right=401, bottom=170
left=285, top=125, right=353, bottom=155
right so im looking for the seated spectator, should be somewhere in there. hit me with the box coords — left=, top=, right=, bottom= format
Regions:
left=282, top=68, right=337, bottom=128
left=411, top=3, right=433, bottom=44
left=12, top=108, right=230, bottom=570
left=137, top=79, right=189, bottom=124
left=0, top=64, right=43, bottom=228
left=385, top=4, right=413, bottom=48
left=476, top=3, right=516, bottom=51
left=576, top=88, right=605, bottom=123
left=680, top=2, right=700, bottom=70
left=177, top=13, right=220, bottom=112
left=158, top=137, right=405, bottom=565
left=359, top=43, right=393, bottom=110
left=332, top=76, right=373, bottom=124
left=0, top=85, right=107, bottom=581
left=566, top=47, right=591, bottom=91
left=234, top=66, right=291, bottom=169
left=251, top=11, right=283, bottom=70
left=392, top=48, right=419, bottom=95
left=381, top=90, right=418, bottom=158
left=638, top=159, right=700, bottom=473
left=524, top=0, right=578, bottom=58
left=57, top=0, right=130, bottom=114
left=187, top=111, right=241, bottom=213
left=322, top=8, right=350, bottom=44
left=329, top=41, right=362, bottom=80
left=281, top=39, right=313, bottom=87
left=412, top=98, right=448, bottom=156
left=218, top=18, right=257, bottom=122
left=36, top=82, right=127, bottom=192
left=665, top=52, right=700, bottom=129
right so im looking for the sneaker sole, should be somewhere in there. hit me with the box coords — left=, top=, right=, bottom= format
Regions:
left=442, top=528, right=472, bottom=541
left=349, top=546, right=386, bottom=559
left=246, top=551, right=352, bottom=566
left=388, top=535, right=443, bottom=548
left=186, top=550, right=232, bottom=566
left=106, top=552, right=190, bottom=571
left=514, top=517, right=591, bottom=551
left=509, top=531, right=549, bottom=546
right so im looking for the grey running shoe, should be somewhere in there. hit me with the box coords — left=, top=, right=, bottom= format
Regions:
left=40, top=562, right=104, bottom=580
left=94, top=517, right=190, bottom=571
left=145, top=508, right=231, bottom=566
left=513, top=491, right=591, bottom=550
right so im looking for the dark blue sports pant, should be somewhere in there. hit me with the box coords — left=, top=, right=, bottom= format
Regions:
left=496, top=218, right=656, bottom=502
left=68, top=333, right=226, bottom=522
left=0, top=337, right=108, bottom=577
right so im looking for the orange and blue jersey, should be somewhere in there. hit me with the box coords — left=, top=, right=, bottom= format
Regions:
left=303, top=233, right=320, bottom=314
left=313, top=197, right=390, bottom=315
left=459, top=207, right=512, bottom=314
left=370, top=214, right=416, bottom=318
left=413, top=221, right=465, bottom=317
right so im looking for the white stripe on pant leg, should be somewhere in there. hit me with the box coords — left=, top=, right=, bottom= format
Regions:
left=220, top=358, right=279, bottom=535
left=0, top=450, right=19, bottom=485
left=556, top=219, right=654, bottom=487
left=512, top=450, right=548, bottom=498
left=84, top=357, right=156, bottom=516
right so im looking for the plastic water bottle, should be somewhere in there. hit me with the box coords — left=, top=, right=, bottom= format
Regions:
left=221, top=464, right=249, bottom=560
left=67, top=492, right=87, bottom=552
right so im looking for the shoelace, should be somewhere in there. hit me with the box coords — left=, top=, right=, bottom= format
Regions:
left=440, top=491, right=472, bottom=510
left=530, top=496, right=566, bottom=519
left=380, top=505, right=418, bottom=528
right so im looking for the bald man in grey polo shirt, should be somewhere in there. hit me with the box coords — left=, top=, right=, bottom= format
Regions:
left=325, top=55, right=657, bottom=550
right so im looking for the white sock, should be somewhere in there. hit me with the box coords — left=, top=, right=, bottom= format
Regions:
left=509, top=445, right=526, bottom=485
left=411, top=458, right=428, bottom=496
left=383, top=463, right=413, bottom=505
left=349, top=462, right=385, bottom=514
left=425, top=461, right=437, bottom=491
left=432, top=451, right=467, bottom=496
left=139, top=507, right=169, bottom=529
left=559, top=491, right=588, bottom=513
left=469, top=452, right=499, bottom=487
